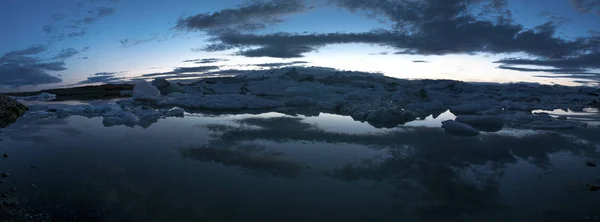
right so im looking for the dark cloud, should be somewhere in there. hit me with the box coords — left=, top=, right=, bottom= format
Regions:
left=89, top=7, right=116, bottom=17
left=88, top=0, right=119, bottom=3
left=0, top=45, right=89, bottom=86
left=0, top=45, right=63, bottom=86
left=253, top=61, right=309, bottom=67
left=34, top=62, right=68, bottom=71
left=412, top=60, right=428, bottom=63
left=141, top=65, right=220, bottom=77
left=44, top=5, right=116, bottom=43
left=199, top=0, right=600, bottom=74
left=570, top=0, right=600, bottom=13
left=239, top=45, right=316, bottom=58
left=52, top=48, right=80, bottom=60
left=42, top=25, right=54, bottom=34
left=172, top=66, right=221, bottom=74
left=0, top=64, right=62, bottom=86
left=94, top=72, right=117, bottom=76
left=77, top=71, right=124, bottom=85
left=182, top=58, right=229, bottom=64
left=51, top=14, right=65, bottom=21
left=495, top=65, right=596, bottom=74
left=204, top=31, right=398, bottom=58
left=495, top=52, right=600, bottom=69
left=1, top=45, right=47, bottom=59
left=369, top=52, right=389, bottom=55
left=176, top=0, right=307, bottom=32
left=120, top=37, right=158, bottom=48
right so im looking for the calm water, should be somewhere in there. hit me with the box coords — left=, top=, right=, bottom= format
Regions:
left=1, top=101, right=600, bottom=221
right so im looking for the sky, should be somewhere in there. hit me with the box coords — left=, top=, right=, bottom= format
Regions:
left=1, top=0, right=600, bottom=92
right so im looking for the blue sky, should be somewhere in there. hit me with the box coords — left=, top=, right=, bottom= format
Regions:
left=1, top=0, right=600, bottom=91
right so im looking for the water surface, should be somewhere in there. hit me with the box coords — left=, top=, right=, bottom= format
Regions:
left=1, top=102, right=600, bottom=221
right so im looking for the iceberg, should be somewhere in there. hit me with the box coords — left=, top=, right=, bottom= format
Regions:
left=441, top=120, right=480, bottom=136
left=132, top=81, right=161, bottom=101
left=455, top=115, right=505, bottom=132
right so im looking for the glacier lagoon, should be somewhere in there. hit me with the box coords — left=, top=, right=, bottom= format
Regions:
left=1, top=99, right=600, bottom=221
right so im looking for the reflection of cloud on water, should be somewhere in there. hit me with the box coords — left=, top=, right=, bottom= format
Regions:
left=181, top=142, right=305, bottom=178
left=1, top=115, right=89, bottom=142
left=190, top=115, right=600, bottom=221
left=200, top=116, right=599, bottom=169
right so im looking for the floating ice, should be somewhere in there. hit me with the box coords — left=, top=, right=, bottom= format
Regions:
left=10, top=92, right=57, bottom=102
left=455, top=115, right=505, bottom=132
left=449, top=103, right=491, bottom=114
left=18, top=67, right=600, bottom=131
left=441, top=120, right=480, bottom=136
left=132, top=81, right=161, bottom=101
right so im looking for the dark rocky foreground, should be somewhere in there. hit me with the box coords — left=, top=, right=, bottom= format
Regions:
left=0, top=95, right=28, bottom=128
left=3, top=84, right=134, bottom=101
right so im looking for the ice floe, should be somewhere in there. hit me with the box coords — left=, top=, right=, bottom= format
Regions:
left=441, top=120, right=480, bottom=136
left=18, top=67, right=600, bottom=134
left=10, top=92, right=57, bottom=102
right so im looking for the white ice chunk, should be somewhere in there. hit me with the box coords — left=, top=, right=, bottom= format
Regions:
left=132, top=81, right=161, bottom=101
left=441, top=120, right=480, bottom=136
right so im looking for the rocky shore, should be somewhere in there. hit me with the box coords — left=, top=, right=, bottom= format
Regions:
left=0, top=94, right=28, bottom=128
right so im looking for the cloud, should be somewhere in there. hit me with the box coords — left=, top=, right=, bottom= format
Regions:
left=197, top=0, right=600, bottom=74
left=120, top=37, right=158, bottom=47
left=182, top=58, right=229, bottom=64
left=34, top=62, right=68, bottom=71
left=495, top=52, right=600, bottom=69
left=77, top=71, right=124, bottom=85
left=495, top=65, right=595, bottom=74
left=0, top=45, right=88, bottom=86
left=570, top=0, right=600, bottom=13
left=44, top=5, right=117, bottom=43
left=204, top=31, right=399, bottom=58
left=253, top=61, right=309, bottom=67
left=0, top=64, right=62, bottom=86
left=52, top=48, right=81, bottom=60
left=0, top=51, right=63, bottom=86
left=90, top=6, right=116, bottom=17
left=42, top=25, right=54, bottom=34
left=141, top=65, right=220, bottom=77
left=175, top=0, right=307, bottom=32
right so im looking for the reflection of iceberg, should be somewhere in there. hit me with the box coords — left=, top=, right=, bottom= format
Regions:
left=24, top=101, right=185, bottom=128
